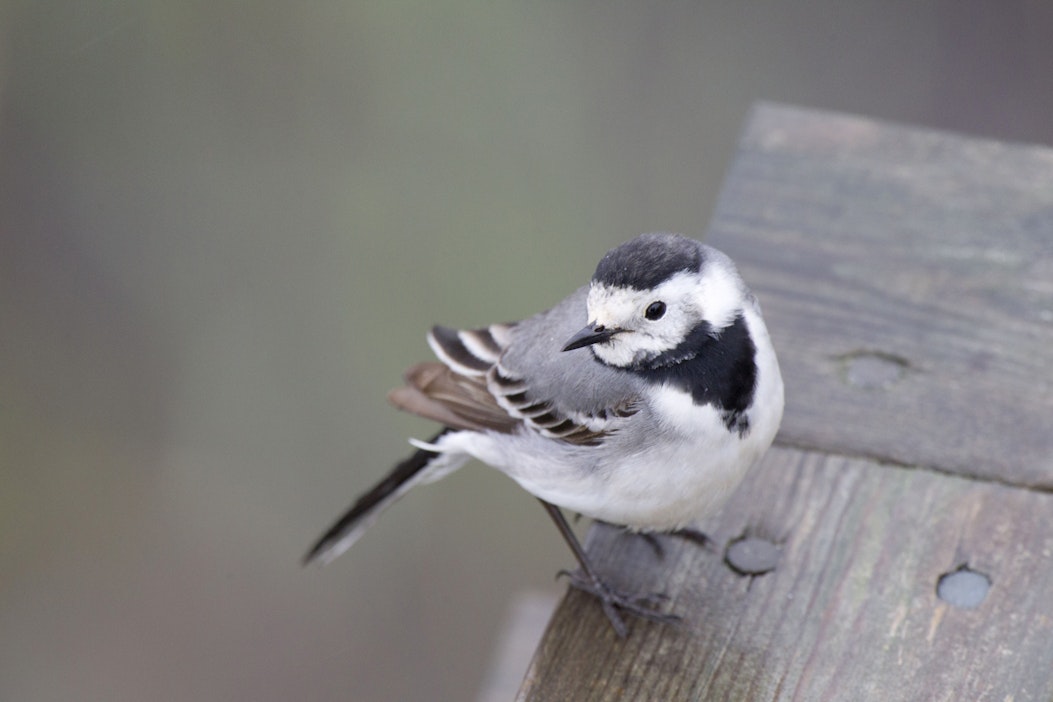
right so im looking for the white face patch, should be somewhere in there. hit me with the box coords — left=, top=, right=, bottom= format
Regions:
left=584, top=262, right=745, bottom=368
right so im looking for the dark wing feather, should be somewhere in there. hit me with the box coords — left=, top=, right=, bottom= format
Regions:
left=388, top=362, right=519, bottom=433
left=388, top=322, right=624, bottom=445
left=487, top=362, right=629, bottom=446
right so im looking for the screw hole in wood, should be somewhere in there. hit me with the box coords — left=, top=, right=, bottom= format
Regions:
left=725, top=536, right=781, bottom=576
left=840, top=350, right=909, bottom=389
left=936, top=565, right=990, bottom=608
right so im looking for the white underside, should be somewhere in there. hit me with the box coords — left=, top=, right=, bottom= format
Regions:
left=438, top=401, right=754, bottom=531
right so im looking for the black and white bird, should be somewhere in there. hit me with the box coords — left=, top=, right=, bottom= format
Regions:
left=304, top=233, right=784, bottom=636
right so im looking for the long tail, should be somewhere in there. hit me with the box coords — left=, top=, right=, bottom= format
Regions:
left=303, top=429, right=464, bottom=566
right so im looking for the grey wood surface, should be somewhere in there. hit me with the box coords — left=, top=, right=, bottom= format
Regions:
left=518, top=105, right=1053, bottom=701
left=714, top=104, right=1053, bottom=488
left=520, top=446, right=1053, bottom=701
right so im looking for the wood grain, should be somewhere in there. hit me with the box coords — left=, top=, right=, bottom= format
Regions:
left=519, top=446, right=1053, bottom=701
left=709, top=104, right=1053, bottom=488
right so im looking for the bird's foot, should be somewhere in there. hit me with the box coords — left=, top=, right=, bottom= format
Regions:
left=613, top=526, right=715, bottom=561
left=668, top=527, right=716, bottom=551
left=557, top=568, right=680, bottom=638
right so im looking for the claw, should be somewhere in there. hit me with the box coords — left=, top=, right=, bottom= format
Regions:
left=638, top=532, right=666, bottom=559
left=539, top=500, right=680, bottom=637
left=668, top=527, right=716, bottom=551
left=596, top=522, right=716, bottom=559
left=558, top=568, right=680, bottom=638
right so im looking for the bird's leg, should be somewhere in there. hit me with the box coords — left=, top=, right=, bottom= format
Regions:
left=538, top=499, right=679, bottom=638
left=593, top=521, right=715, bottom=560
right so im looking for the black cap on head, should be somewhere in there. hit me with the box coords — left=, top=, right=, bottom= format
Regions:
left=592, top=233, right=703, bottom=290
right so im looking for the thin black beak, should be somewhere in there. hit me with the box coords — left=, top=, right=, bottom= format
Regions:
left=561, top=323, right=618, bottom=352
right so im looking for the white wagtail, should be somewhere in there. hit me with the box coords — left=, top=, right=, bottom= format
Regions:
left=305, top=233, right=784, bottom=636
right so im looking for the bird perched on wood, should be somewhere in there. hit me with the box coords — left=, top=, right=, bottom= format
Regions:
left=304, top=232, right=784, bottom=636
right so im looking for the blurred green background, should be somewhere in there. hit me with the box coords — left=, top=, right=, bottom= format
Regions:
left=3, top=2, right=1053, bottom=701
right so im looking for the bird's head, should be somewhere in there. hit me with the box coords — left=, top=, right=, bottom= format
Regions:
left=562, top=233, right=749, bottom=369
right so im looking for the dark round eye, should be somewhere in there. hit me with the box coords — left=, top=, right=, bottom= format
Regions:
left=645, top=301, right=666, bottom=320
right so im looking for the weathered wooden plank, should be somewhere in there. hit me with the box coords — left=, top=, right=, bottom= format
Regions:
left=708, top=104, right=1053, bottom=488
left=519, top=106, right=1053, bottom=700
left=519, top=445, right=1053, bottom=701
